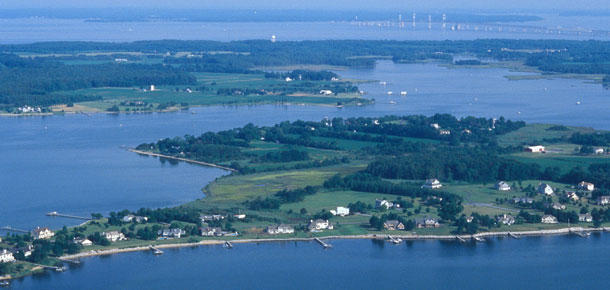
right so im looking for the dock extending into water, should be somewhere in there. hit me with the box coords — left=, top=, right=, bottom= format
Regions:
left=508, top=232, right=521, bottom=239
left=314, top=237, right=332, bottom=249
left=455, top=236, right=466, bottom=243
left=225, top=241, right=233, bottom=248
left=46, top=211, right=91, bottom=220
left=1, top=226, right=29, bottom=233
left=387, top=235, right=402, bottom=244
left=149, top=245, right=164, bottom=255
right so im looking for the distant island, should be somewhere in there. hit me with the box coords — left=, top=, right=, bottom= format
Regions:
left=2, top=114, right=610, bottom=280
left=1, top=39, right=610, bottom=115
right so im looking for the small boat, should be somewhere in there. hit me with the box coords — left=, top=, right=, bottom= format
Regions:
left=576, top=101, right=581, bottom=105
left=0, top=281, right=10, bottom=287
left=154, top=249, right=164, bottom=255
left=473, top=236, right=486, bottom=242
left=387, top=91, right=393, bottom=95
left=389, top=101, right=396, bottom=104
left=400, top=91, right=407, bottom=96
left=379, top=81, right=387, bottom=85
left=336, top=105, right=344, bottom=108
left=55, top=266, right=68, bottom=272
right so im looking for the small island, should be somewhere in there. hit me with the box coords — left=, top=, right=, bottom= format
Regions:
left=2, top=114, right=610, bottom=280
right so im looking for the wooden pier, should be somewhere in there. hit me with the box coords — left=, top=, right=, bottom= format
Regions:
left=508, top=232, right=521, bottom=239
left=1, top=226, right=29, bottom=233
left=225, top=241, right=233, bottom=249
left=472, top=236, right=486, bottom=242
left=46, top=212, right=91, bottom=221
left=314, top=237, right=332, bottom=249
left=571, top=231, right=590, bottom=238
left=455, top=236, right=466, bottom=243
left=387, top=235, right=402, bottom=244
left=149, top=245, right=164, bottom=255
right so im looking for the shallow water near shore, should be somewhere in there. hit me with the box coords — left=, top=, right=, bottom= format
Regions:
left=10, top=234, right=610, bottom=289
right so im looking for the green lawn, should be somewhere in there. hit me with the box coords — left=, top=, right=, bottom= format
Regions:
left=497, top=123, right=596, bottom=146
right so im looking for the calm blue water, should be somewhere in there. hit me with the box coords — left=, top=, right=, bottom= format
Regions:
left=10, top=235, right=610, bottom=290
left=1, top=14, right=610, bottom=44
left=2, top=62, right=610, bottom=289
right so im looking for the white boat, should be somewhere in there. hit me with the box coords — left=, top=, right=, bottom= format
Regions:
left=389, top=101, right=396, bottom=104
left=379, top=81, right=387, bottom=85
left=400, top=91, right=407, bottom=96
left=387, top=91, right=393, bottom=95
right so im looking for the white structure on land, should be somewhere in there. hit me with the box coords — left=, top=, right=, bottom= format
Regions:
left=497, top=214, right=515, bottom=225
left=537, top=183, right=554, bottom=195
left=422, top=179, right=443, bottom=189
left=330, top=207, right=350, bottom=216
left=31, top=227, right=55, bottom=240
left=0, top=249, right=16, bottom=263
left=541, top=215, right=558, bottom=224
left=122, top=215, right=148, bottom=223
left=525, top=145, right=546, bottom=153
left=319, top=90, right=333, bottom=95
left=308, top=219, right=333, bottom=232
left=104, top=231, right=126, bottom=242
left=158, top=228, right=185, bottom=239
left=266, top=224, right=295, bottom=235
left=495, top=181, right=511, bottom=191
left=149, top=85, right=156, bottom=91
left=578, top=181, right=595, bottom=191
left=579, top=213, right=593, bottom=222
left=375, top=199, right=397, bottom=209
left=597, top=196, right=610, bottom=206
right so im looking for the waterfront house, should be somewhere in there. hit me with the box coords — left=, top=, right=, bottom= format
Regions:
left=330, top=206, right=350, bottom=216
left=200, top=227, right=222, bottom=237
left=31, top=227, right=55, bottom=240
left=541, top=215, right=558, bottom=224
left=200, top=214, right=226, bottom=222
left=104, top=231, right=126, bottom=242
left=158, top=228, right=186, bottom=239
left=537, top=183, right=554, bottom=195
left=80, top=239, right=93, bottom=246
left=495, top=181, right=511, bottom=191
left=579, top=213, right=593, bottom=223
left=578, top=181, right=595, bottom=191
left=11, top=245, right=33, bottom=258
left=375, top=199, right=394, bottom=209
left=266, top=224, right=295, bottom=235
left=525, top=145, right=545, bottom=153
left=421, top=179, right=443, bottom=189
left=122, top=215, right=148, bottom=223
left=597, top=196, right=610, bottom=206
left=414, top=217, right=440, bottom=228
left=513, top=197, right=534, bottom=204
left=565, top=191, right=579, bottom=201
left=0, top=250, right=15, bottom=263
left=594, top=148, right=604, bottom=154
left=497, top=214, right=515, bottom=225
left=383, top=220, right=405, bottom=231
left=308, top=219, right=333, bottom=232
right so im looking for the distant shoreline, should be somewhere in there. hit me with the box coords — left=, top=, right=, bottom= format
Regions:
left=60, top=226, right=610, bottom=261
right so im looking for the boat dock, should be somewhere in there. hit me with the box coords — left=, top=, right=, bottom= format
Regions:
left=1, top=226, right=29, bottom=233
left=30, top=263, right=67, bottom=272
left=508, top=232, right=521, bottom=239
left=456, top=236, right=466, bottom=243
left=46, top=212, right=91, bottom=221
left=225, top=241, right=233, bottom=249
left=387, top=235, right=402, bottom=244
left=60, top=259, right=81, bottom=265
left=472, top=236, right=486, bottom=242
left=571, top=231, right=590, bottom=238
left=314, top=237, right=332, bottom=248
left=149, top=245, right=164, bottom=255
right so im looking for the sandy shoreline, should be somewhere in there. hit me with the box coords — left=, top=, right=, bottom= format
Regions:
left=60, top=226, right=610, bottom=261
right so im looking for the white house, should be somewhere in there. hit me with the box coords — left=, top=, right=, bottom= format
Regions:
left=266, top=224, right=295, bottom=235
left=375, top=199, right=394, bottom=209
left=308, top=219, right=333, bottom=231
left=439, top=130, right=451, bottom=135
left=200, top=214, right=225, bottom=222
left=319, top=90, right=333, bottom=95
left=0, top=250, right=15, bottom=263
left=538, top=183, right=554, bottom=195
left=422, top=179, right=443, bottom=189
left=31, top=227, right=55, bottom=240
left=594, top=148, right=605, bottom=154
left=233, top=213, right=246, bottom=219
left=541, top=215, right=558, bottom=224
left=525, top=145, right=546, bottom=153
left=597, top=196, right=610, bottom=206
left=430, top=123, right=441, bottom=129
left=104, top=231, right=126, bottom=242
left=149, top=85, right=156, bottom=91
left=497, top=214, right=515, bottom=225
left=578, top=181, right=595, bottom=191
left=330, top=206, right=350, bottom=216
left=495, top=181, right=511, bottom=191
left=80, top=239, right=93, bottom=246
left=579, top=213, right=593, bottom=223
left=158, top=229, right=185, bottom=239
left=122, top=215, right=148, bottom=223
left=285, top=77, right=293, bottom=82
left=200, top=227, right=222, bottom=237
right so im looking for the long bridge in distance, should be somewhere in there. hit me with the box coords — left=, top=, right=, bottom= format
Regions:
left=46, top=211, right=92, bottom=220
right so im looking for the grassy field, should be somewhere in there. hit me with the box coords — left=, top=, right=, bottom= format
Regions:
left=497, top=123, right=596, bottom=146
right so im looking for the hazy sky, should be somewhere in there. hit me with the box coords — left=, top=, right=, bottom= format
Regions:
left=2, top=0, right=608, bottom=10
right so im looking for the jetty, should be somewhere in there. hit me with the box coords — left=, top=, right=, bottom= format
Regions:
left=455, top=236, right=466, bottom=243
left=571, top=231, right=590, bottom=238
left=149, top=245, right=164, bottom=255
left=129, top=149, right=237, bottom=172
left=46, top=212, right=91, bottom=221
left=387, top=235, right=402, bottom=244
left=508, top=232, right=521, bottom=239
left=30, top=263, right=67, bottom=272
left=225, top=241, right=233, bottom=249
left=314, top=237, right=332, bottom=249
left=1, top=226, right=29, bottom=233
left=472, top=236, right=486, bottom=242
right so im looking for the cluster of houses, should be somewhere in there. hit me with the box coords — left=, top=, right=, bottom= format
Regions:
left=0, top=244, right=36, bottom=263
left=122, top=215, right=148, bottom=223
left=0, top=249, right=16, bottom=263
left=199, top=226, right=238, bottom=237
left=17, top=105, right=42, bottom=114
left=266, top=224, right=295, bottom=235
left=430, top=123, right=451, bottom=135
left=158, top=229, right=186, bottom=239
